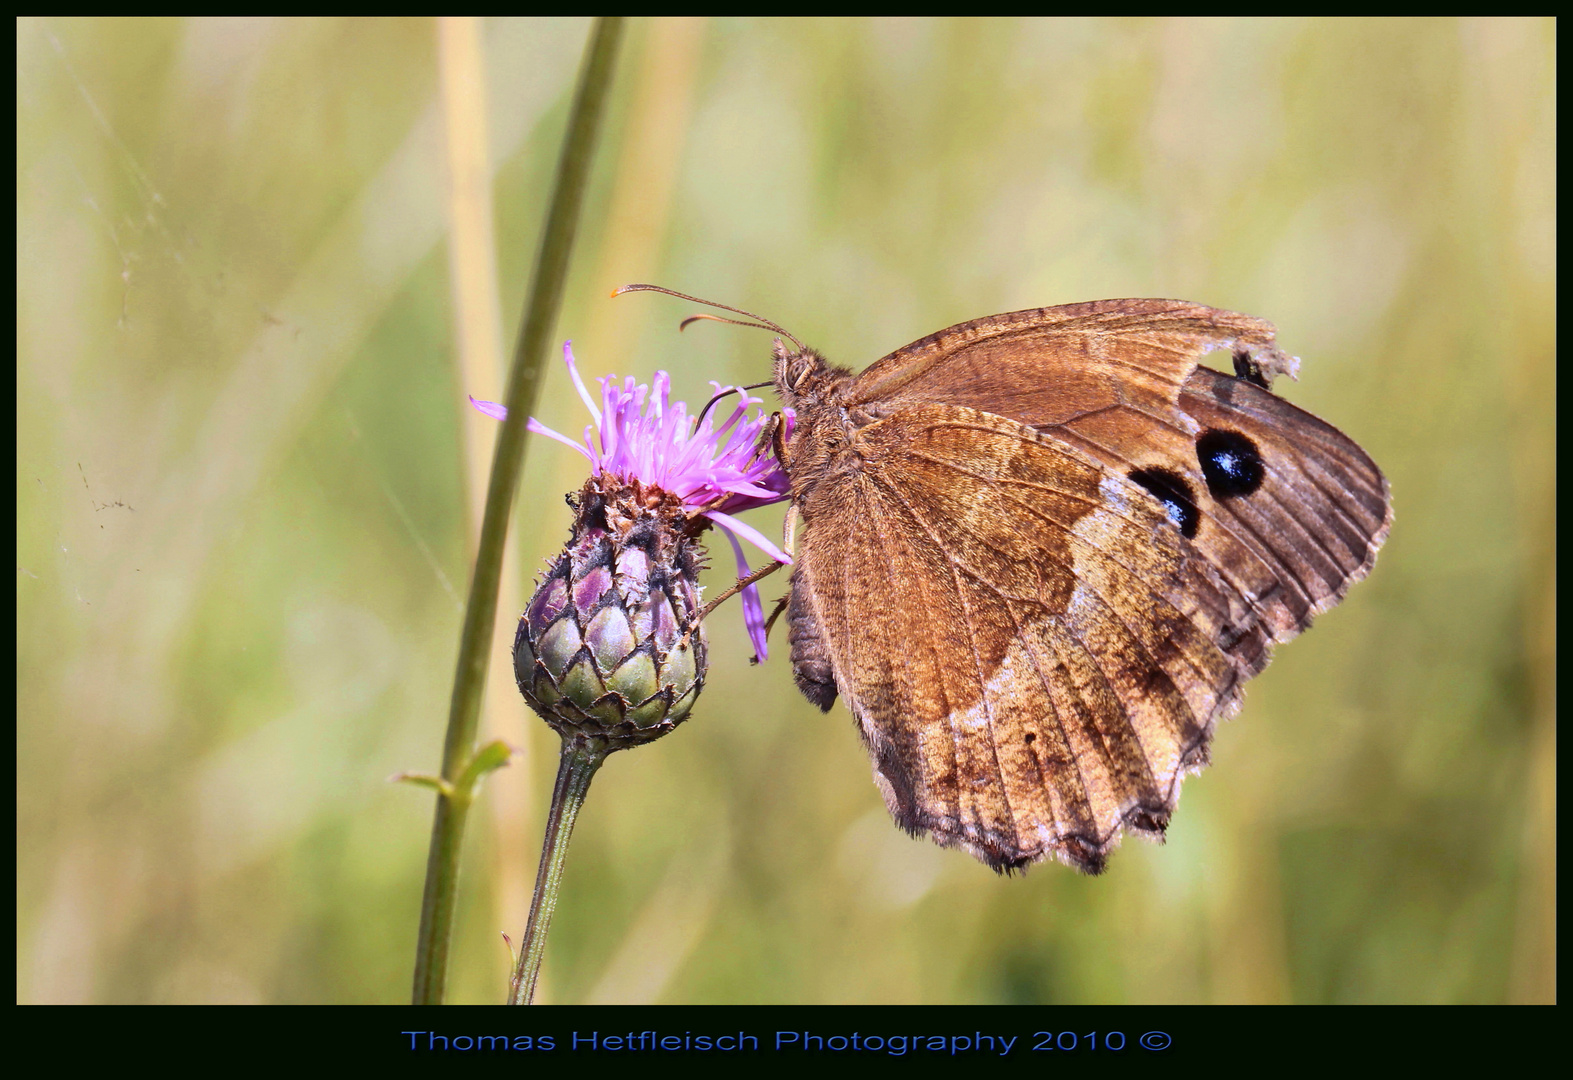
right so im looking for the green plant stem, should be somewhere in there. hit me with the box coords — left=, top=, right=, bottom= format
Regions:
left=412, top=15, right=624, bottom=1007
left=509, top=739, right=608, bottom=1005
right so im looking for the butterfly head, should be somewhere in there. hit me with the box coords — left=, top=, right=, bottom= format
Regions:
left=772, top=339, right=844, bottom=411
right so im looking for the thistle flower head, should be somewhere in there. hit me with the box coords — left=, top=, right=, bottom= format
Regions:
left=473, top=341, right=794, bottom=661
left=476, top=343, right=794, bottom=747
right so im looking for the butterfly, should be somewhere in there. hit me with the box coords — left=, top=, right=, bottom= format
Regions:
left=625, top=289, right=1391, bottom=874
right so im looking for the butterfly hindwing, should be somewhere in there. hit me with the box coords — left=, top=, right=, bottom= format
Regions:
left=790, top=404, right=1255, bottom=871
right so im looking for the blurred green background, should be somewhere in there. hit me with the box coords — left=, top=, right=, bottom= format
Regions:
left=17, top=17, right=1553, bottom=1004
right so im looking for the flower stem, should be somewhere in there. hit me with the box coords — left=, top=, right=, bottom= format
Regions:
left=509, top=738, right=608, bottom=1004
left=411, top=15, right=624, bottom=1006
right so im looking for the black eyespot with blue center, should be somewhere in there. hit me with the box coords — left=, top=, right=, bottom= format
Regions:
left=1129, top=467, right=1199, bottom=539
left=1196, top=428, right=1264, bottom=499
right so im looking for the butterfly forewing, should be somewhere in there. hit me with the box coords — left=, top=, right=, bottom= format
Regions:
left=1177, top=368, right=1391, bottom=626
left=847, top=301, right=1389, bottom=667
left=847, top=299, right=1285, bottom=426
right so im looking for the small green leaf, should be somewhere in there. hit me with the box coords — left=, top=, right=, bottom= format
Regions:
left=457, top=740, right=515, bottom=795
left=390, top=772, right=456, bottom=799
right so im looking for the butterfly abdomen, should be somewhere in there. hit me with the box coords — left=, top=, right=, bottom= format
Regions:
left=786, top=570, right=838, bottom=712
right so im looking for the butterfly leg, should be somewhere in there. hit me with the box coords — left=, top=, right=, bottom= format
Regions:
left=683, top=558, right=786, bottom=647
left=770, top=410, right=792, bottom=470
left=762, top=594, right=789, bottom=638
left=781, top=504, right=798, bottom=559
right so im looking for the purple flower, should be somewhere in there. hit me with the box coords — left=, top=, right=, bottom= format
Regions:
left=473, top=342, right=794, bottom=660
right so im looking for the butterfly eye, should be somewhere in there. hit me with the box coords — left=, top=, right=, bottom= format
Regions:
left=1196, top=429, right=1265, bottom=499
left=1127, top=467, right=1200, bottom=539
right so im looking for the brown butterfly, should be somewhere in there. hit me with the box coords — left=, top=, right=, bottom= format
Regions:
left=626, top=289, right=1392, bottom=874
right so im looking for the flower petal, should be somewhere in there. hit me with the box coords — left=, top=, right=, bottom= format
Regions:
left=722, top=526, right=769, bottom=661
left=563, top=341, right=601, bottom=425
left=468, top=396, right=508, bottom=421
left=526, top=418, right=594, bottom=461
left=704, top=509, right=793, bottom=566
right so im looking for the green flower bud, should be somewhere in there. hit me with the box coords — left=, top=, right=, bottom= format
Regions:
left=515, top=474, right=707, bottom=749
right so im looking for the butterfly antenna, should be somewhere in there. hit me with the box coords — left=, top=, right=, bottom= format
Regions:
left=613, top=283, right=805, bottom=353
left=680, top=312, right=787, bottom=336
